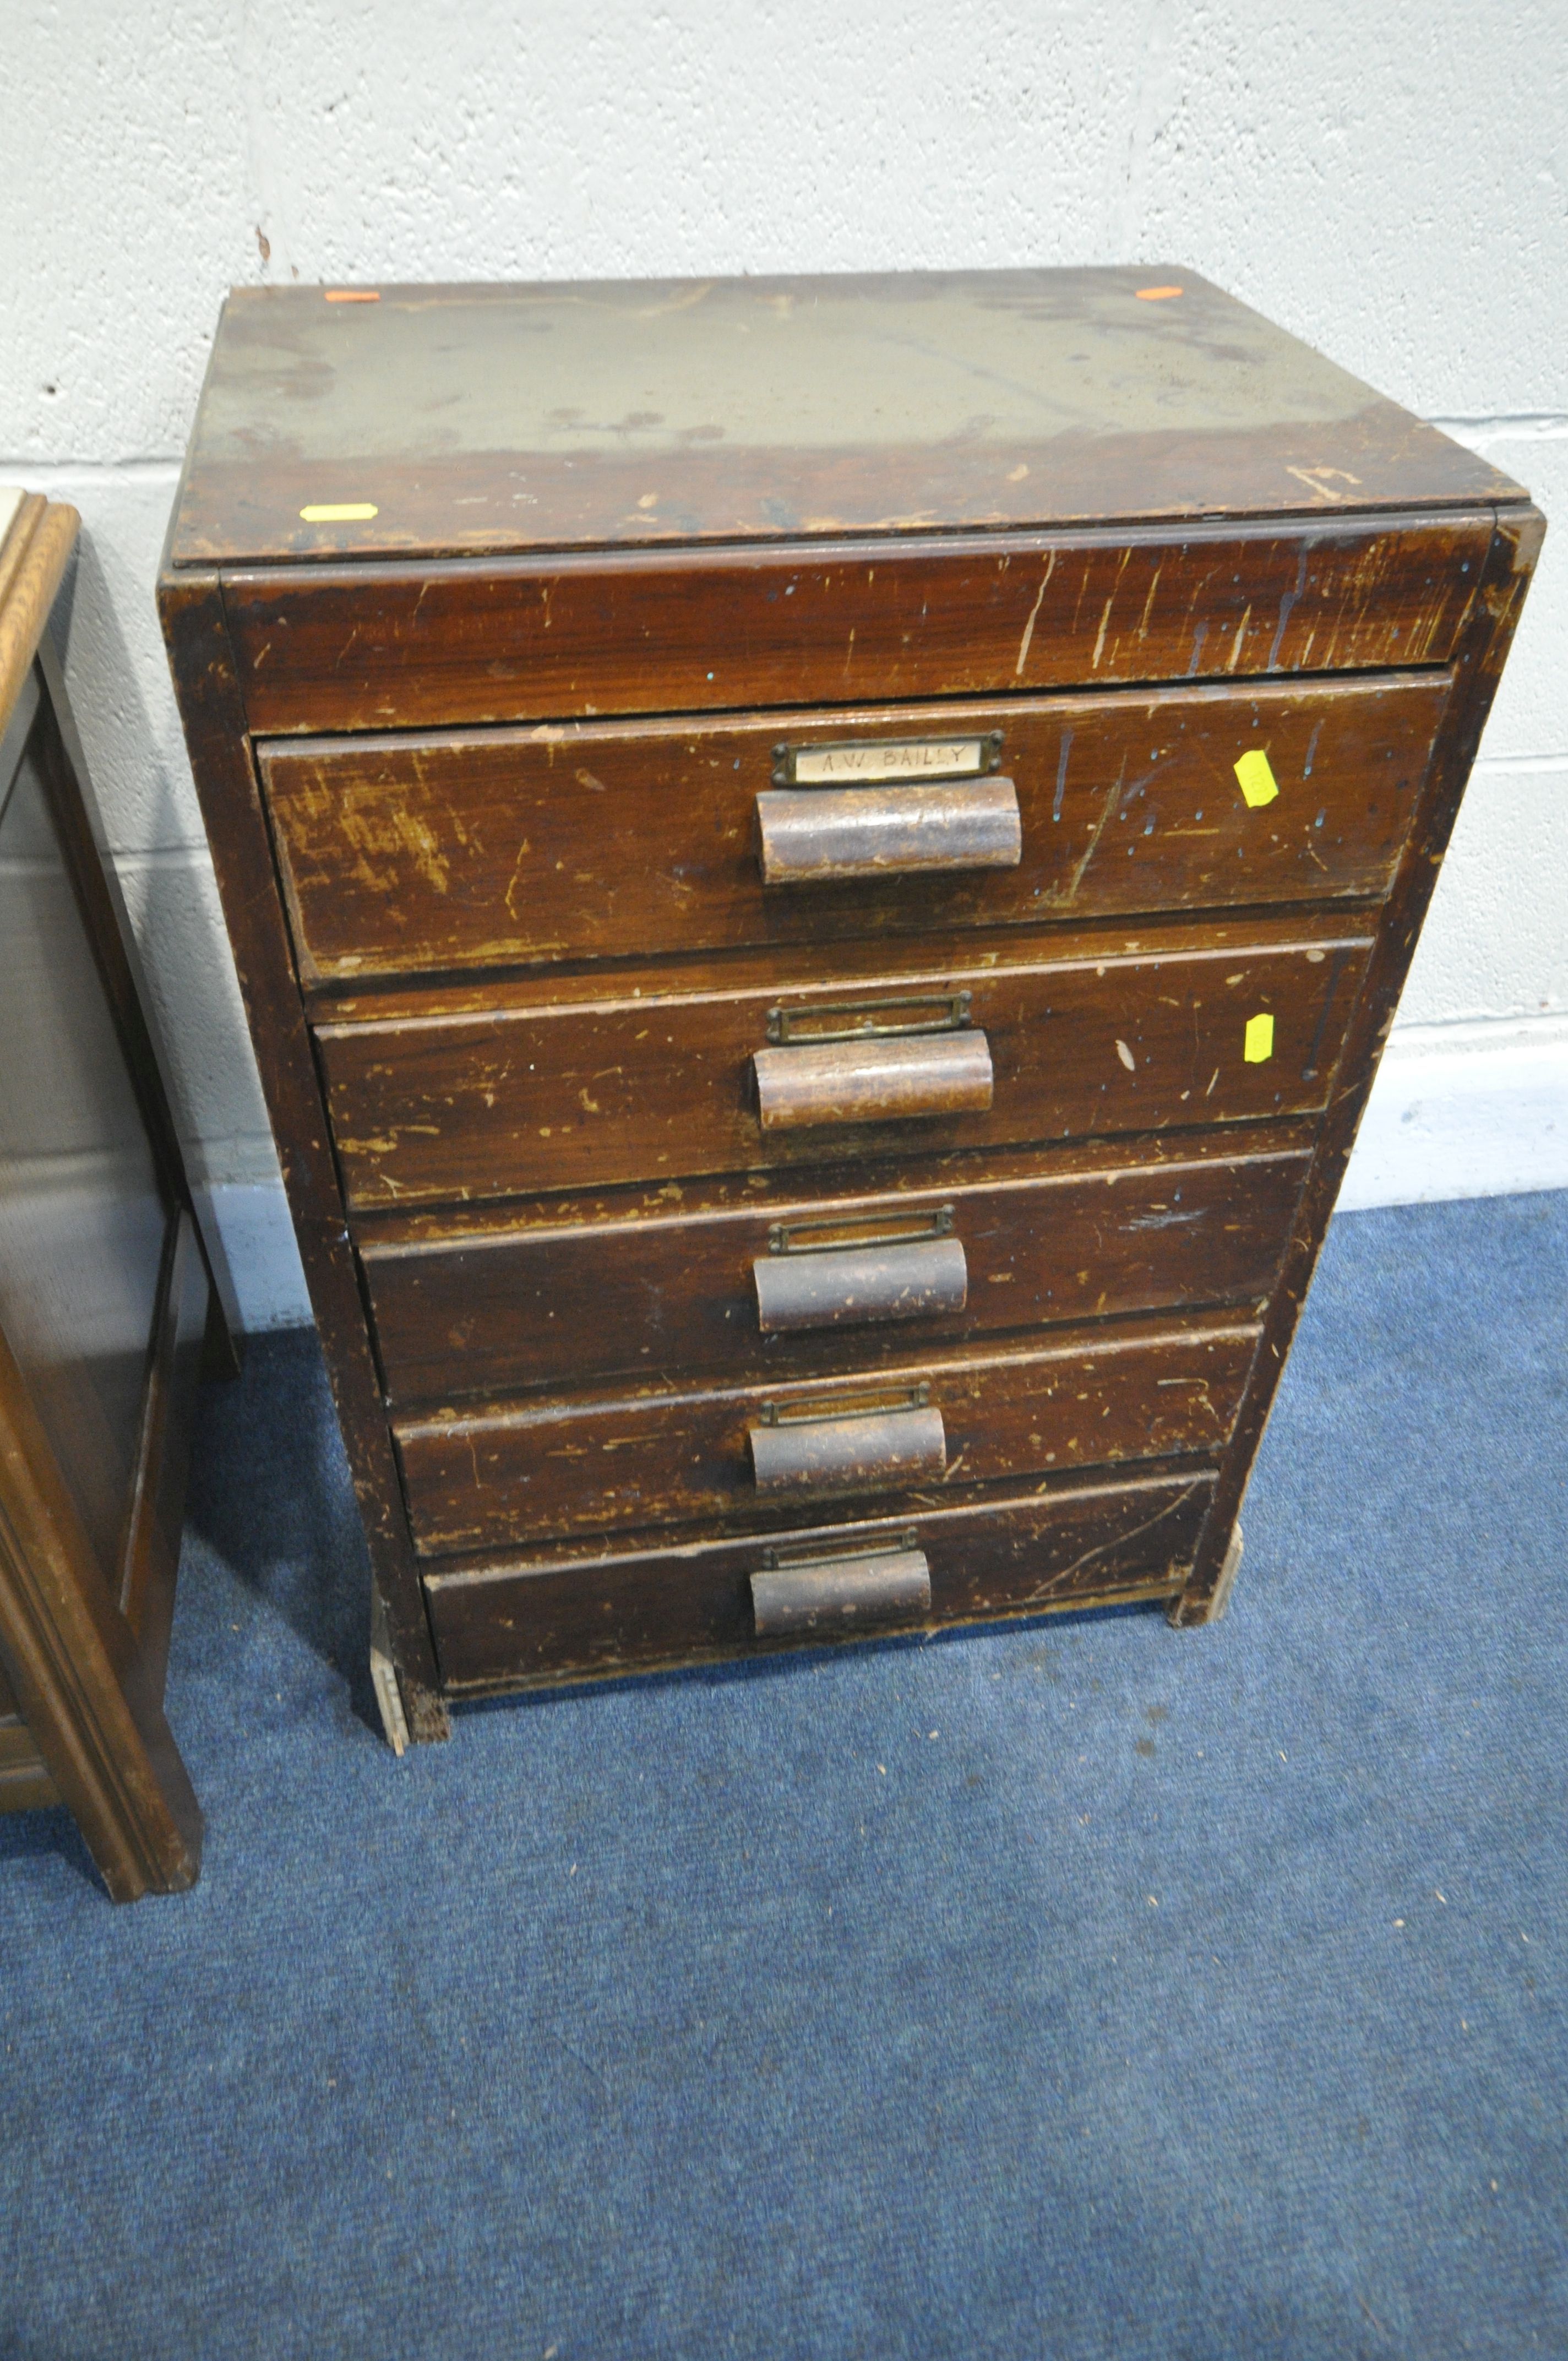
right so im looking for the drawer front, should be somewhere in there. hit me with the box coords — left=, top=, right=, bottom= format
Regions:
left=425, top=1470, right=1217, bottom=1689
left=225, top=512, right=1490, bottom=735
left=262, top=674, right=1449, bottom=984
left=393, top=1314, right=1259, bottom=1554
left=318, top=927, right=1370, bottom=1209
left=362, top=1133, right=1310, bottom=1403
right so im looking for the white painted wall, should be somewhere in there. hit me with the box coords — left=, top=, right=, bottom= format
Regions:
left=4, top=1, right=1564, bottom=1323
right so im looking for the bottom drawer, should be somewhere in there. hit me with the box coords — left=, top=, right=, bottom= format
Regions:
left=426, top=1469, right=1216, bottom=1690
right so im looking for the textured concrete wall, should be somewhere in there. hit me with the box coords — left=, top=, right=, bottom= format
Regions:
left=4, top=1, right=1564, bottom=1319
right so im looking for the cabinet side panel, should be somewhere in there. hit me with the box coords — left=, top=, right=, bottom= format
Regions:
left=156, top=572, right=445, bottom=1725
left=1173, top=503, right=1547, bottom=1620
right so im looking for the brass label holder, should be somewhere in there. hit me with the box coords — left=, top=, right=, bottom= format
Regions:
left=765, top=991, right=972, bottom=1047
left=771, top=732, right=1003, bottom=788
left=761, top=1528, right=921, bottom=1573
left=766, top=1205, right=956, bottom=1257
left=755, top=1381, right=932, bottom=1429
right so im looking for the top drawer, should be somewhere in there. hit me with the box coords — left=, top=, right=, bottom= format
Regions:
left=262, top=673, right=1450, bottom=986
left=224, top=513, right=1491, bottom=736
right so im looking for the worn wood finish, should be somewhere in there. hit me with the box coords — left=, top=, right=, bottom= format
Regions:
left=1170, top=502, right=1546, bottom=1623
left=160, top=266, right=1542, bottom=1715
left=169, top=273, right=1521, bottom=567
left=318, top=920, right=1370, bottom=1208
left=359, top=1129, right=1311, bottom=1402
left=425, top=1469, right=1217, bottom=1689
left=393, top=1313, right=1260, bottom=1555
left=262, top=675, right=1450, bottom=984
left=156, top=575, right=448, bottom=1733
left=226, top=515, right=1490, bottom=737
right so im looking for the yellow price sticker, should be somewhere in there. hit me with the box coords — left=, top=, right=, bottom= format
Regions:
left=1244, top=1013, right=1275, bottom=1063
left=300, top=502, right=379, bottom=523
left=1234, top=749, right=1280, bottom=808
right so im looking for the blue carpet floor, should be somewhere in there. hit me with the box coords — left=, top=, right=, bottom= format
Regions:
left=2, top=1188, right=1565, bottom=2360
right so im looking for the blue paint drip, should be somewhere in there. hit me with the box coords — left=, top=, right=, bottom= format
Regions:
left=1268, top=545, right=1309, bottom=672
left=1053, top=730, right=1072, bottom=823
left=1304, top=720, right=1322, bottom=779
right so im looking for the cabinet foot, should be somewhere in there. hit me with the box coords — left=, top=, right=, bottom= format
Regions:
left=368, top=1585, right=452, bottom=1750
left=402, top=1680, right=453, bottom=1745
left=368, top=1583, right=409, bottom=1754
left=1168, top=1521, right=1244, bottom=1629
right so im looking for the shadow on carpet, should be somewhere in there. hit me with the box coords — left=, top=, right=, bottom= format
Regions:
left=2, top=1189, right=1565, bottom=2360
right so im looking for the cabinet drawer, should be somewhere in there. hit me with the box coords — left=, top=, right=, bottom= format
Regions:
left=225, top=512, right=1490, bottom=735
left=361, top=1130, right=1310, bottom=1404
left=262, top=673, right=1449, bottom=984
left=318, top=921, right=1369, bottom=1210
left=426, top=1469, right=1217, bottom=1688
left=393, top=1312, right=1259, bottom=1555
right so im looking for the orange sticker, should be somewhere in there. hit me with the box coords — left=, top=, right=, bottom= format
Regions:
left=1135, top=286, right=1184, bottom=301
left=324, top=289, right=380, bottom=303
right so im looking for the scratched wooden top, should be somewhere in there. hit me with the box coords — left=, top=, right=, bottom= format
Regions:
left=168, top=267, right=1523, bottom=567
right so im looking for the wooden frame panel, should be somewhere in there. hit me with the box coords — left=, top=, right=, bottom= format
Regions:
left=157, top=575, right=448, bottom=1735
left=1169, top=504, right=1545, bottom=1618
left=0, top=497, right=236, bottom=1888
left=0, top=1215, right=206, bottom=1898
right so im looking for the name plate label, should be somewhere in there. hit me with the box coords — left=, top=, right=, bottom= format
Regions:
left=781, top=734, right=998, bottom=787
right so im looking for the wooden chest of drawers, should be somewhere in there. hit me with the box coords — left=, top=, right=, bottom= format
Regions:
left=159, top=268, right=1541, bottom=1744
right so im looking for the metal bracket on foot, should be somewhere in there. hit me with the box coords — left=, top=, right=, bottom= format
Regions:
left=368, top=1583, right=410, bottom=1756
left=1168, top=1520, right=1244, bottom=1629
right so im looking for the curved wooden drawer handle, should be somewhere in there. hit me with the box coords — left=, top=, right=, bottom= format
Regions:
left=754, top=1235, right=968, bottom=1333
left=754, top=1030, right=993, bottom=1130
left=749, top=1400, right=946, bottom=1500
left=756, top=778, right=1022, bottom=885
left=751, top=1546, right=932, bottom=1637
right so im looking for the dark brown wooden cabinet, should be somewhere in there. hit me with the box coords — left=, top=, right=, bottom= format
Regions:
left=0, top=492, right=235, bottom=1891
left=159, top=268, right=1540, bottom=1743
